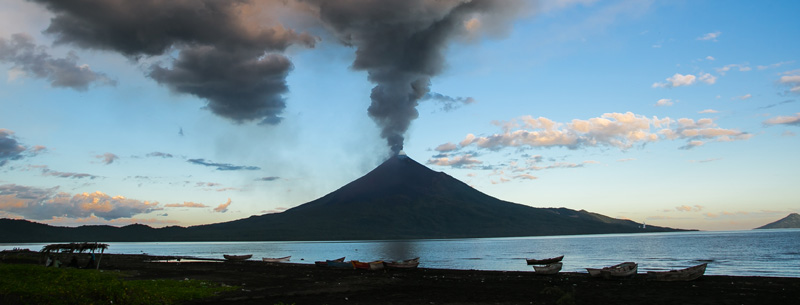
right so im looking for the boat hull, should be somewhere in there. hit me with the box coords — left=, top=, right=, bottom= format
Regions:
left=532, top=262, right=562, bottom=275
left=586, top=262, right=638, bottom=278
left=262, top=256, right=291, bottom=262
left=647, top=263, right=707, bottom=282
left=526, top=255, right=564, bottom=265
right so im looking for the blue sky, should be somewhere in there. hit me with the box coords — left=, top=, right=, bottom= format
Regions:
left=1, top=0, right=798, bottom=231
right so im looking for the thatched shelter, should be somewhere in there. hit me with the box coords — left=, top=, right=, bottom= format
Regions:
left=41, top=242, right=109, bottom=269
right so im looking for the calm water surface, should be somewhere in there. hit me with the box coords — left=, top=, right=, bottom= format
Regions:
left=3, top=229, right=798, bottom=277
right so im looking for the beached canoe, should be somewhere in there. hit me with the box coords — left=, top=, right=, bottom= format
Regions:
left=223, top=254, right=252, bottom=261
left=586, top=262, right=638, bottom=278
left=352, top=260, right=385, bottom=270
left=384, top=257, right=420, bottom=269
left=532, top=262, right=562, bottom=275
left=262, top=256, right=291, bottom=262
left=526, top=255, right=564, bottom=265
left=314, top=257, right=345, bottom=267
left=326, top=259, right=355, bottom=269
left=647, top=263, right=708, bottom=282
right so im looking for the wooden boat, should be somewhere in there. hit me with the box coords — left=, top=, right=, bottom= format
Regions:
left=326, top=259, right=355, bottom=269
left=262, top=256, right=291, bottom=262
left=384, top=257, right=420, bottom=269
left=223, top=254, right=252, bottom=261
left=647, top=263, right=707, bottom=282
left=532, top=262, right=562, bottom=275
left=526, top=255, right=564, bottom=265
left=586, top=262, right=638, bottom=278
left=352, top=260, right=385, bottom=270
left=314, top=257, right=345, bottom=267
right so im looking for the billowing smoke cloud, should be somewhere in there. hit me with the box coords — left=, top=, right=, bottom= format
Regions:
left=30, top=0, right=317, bottom=125
left=302, top=0, right=526, bottom=154
left=0, top=33, right=114, bottom=91
left=0, top=184, right=160, bottom=220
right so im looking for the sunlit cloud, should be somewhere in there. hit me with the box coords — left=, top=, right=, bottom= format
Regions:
left=435, top=142, right=459, bottom=152
left=676, top=205, right=704, bottom=212
left=0, top=184, right=160, bottom=220
left=427, top=154, right=483, bottom=168
left=213, top=198, right=232, bottom=213
left=513, top=174, right=537, bottom=180
left=698, top=109, right=719, bottom=114
left=779, top=74, right=800, bottom=93
left=652, top=73, right=696, bottom=88
left=763, top=113, right=800, bottom=126
left=735, top=94, right=752, bottom=100
left=164, top=201, right=208, bottom=208
left=697, top=31, right=721, bottom=41
left=655, top=98, right=673, bottom=107
left=440, top=112, right=749, bottom=157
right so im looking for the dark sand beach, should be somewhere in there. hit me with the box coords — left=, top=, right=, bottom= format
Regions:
left=4, top=252, right=799, bottom=305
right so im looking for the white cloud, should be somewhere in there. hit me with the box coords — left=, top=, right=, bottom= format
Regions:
left=699, top=73, right=717, bottom=84
left=763, top=113, right=800, bottom=126
left=735, top=94, right=752, bottom=100
left=655, top=98, right=673, bottom=107
left=652, top=73, right=696, bottom=88
left=716, top=64, right=751, bottom=75
left=757, top=61, right=794, bottom=70
left=427, top=154, right=483, bottom=168
left=705, top=56, right=715, bottom=61
left=779, top=74, right=800, bottom=93
left=698, top=109, right=719, bottom=114
left=697, top=31, right=721, bottom=41
left=438, top=112, right=750, bottom=155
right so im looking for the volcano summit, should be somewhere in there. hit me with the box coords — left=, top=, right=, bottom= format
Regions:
left=0, top=155, right=683, bottom=242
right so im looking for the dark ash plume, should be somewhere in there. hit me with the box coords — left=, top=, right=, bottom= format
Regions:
left=303, top=0, right=525, bottom=155
left=423, top=92, right=477, bottom=112
left=30, top=0, right=317, bottom=125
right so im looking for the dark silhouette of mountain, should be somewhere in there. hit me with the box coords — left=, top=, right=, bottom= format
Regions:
left=755, top=213, right=800, bottom=229
left=0, top=155, right=686, bottom=242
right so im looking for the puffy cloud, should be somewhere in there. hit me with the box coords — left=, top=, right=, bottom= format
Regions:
left=164, top=201, right=208, bottom=208
left=0, top=33, right=115, bottom=91
left=698, top=72, right=717, bottom=85
left=0, top=184, right=160, bottom=220
left=735, top=94, right=752, bottom=100
left=213, top=198, right=232, bottom=213
left=96, top=153, right=118, bottom=165
left=652, top=73, right=697, bottom=88
left=0, top=129, right=44, bottom=167
left=779, top=74, right=800, bottom=93
left=763, top=113, right=800, bottom=126
left=41, top=215, right=179, bottom=227
left=427, top=154, right=483, bottom=168
left=442, top=112, right=750, bottom=156
left=697, top=31, right=721, bottom=41
left=187, top=158, right=260, bottom=171
left=435, top=142, right=459, bottom=152
left=655, top=99, right=673, bottom=107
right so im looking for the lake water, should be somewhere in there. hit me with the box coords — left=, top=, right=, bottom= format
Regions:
left=3, top=229, right=798, bottom=277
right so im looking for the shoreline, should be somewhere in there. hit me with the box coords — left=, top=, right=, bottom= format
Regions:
left=4, top=251, right=800, bottom=304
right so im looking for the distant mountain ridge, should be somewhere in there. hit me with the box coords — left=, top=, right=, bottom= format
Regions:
left=0, top=155, right=687, bottom=242
left=755, top=213, right=800, bottom=229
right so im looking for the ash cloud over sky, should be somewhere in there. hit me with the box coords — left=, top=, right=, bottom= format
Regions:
left=29, top=0, right=316, bottom=125
left=303, top=0, right=527, bottom=154
left=25, top=0, right=527, bottom=152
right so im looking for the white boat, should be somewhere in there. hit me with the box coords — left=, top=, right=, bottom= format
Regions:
left=262, top=256, right=291, bottom=262
left=384, top=257, right=420, bottom=269
left=532, top=262, right=562, bottom=275
left=223, top=254, right=252, bottom=261
left=586, top=262, right=638, bottom=278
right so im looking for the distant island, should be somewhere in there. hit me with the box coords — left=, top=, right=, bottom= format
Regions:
left=0, top=155, right=689, bottom=242
left=755, top=213, right=800, bottom=229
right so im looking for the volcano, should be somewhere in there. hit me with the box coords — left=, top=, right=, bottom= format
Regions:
left=0, top=155, right=683, bottom=242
